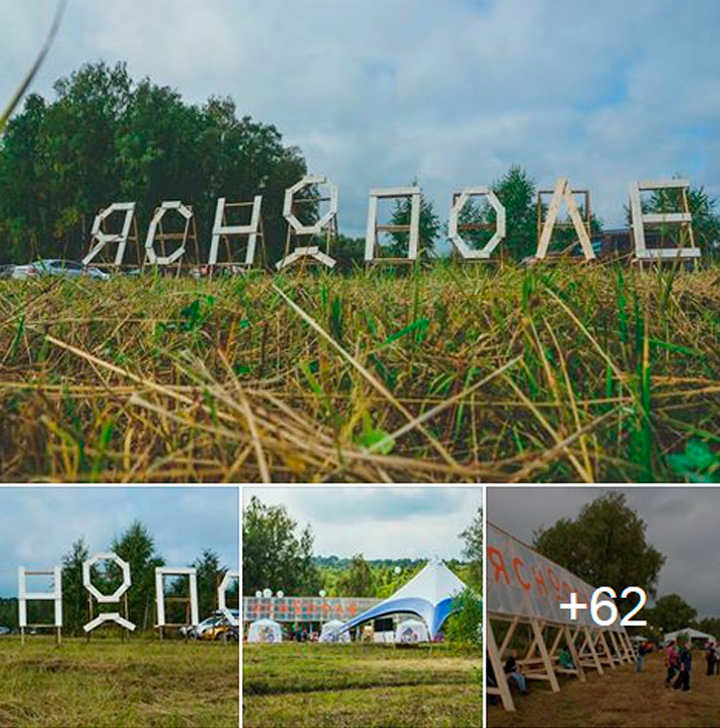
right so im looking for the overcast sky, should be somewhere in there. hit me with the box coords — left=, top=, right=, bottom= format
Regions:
left=0, top=487, right=239, bottom=598
left=1, top=0, right=719, bottom=237
left=244, top=487, right=482, bottom=561
left=488, top=487, right=720, bottom=618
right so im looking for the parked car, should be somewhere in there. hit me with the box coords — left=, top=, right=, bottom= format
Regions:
left=181, top=610, right=240, bottom=639
left=0, top=264, right=14, bottom=279
left=0, top=626, right=11, bottom=636
left=12, top=259, right=110, bottom=280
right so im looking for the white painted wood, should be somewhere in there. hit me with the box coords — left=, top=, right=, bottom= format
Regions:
left=144, top=201, right=193, bottom=266
left=83, top=612, right=136, bottom=633
left=18, top=566, right=62, bottom=628
left=637, top=179, right=690, bottom=190
left=155, top=567, right=199, bottom=628
left=643, top=213, right=692, bottom=225
left=536, top=179, right=595, bottom=260
left=83, top=202, right=136, bottom=267
left=82, top=552, right=132, bottom=604
left=530, top=617, right=560, bottom=692
left=218, top=570, right=240, bottom=626
left=487, top=617, right=516, bottom=712
left=365, top=187, right=422, bottom=262
left=449, top=186, right=507, bottom=259
left=630, top=179, right=701, bottom=261
left=283, top=175, right=339, bottom=235
left=209, top=196, right=263, bottom=267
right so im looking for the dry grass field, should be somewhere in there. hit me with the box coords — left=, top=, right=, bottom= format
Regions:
left=489, top=651, right=720, bottom=728
left=0, top=636, right=239, bottom=728
left=1, top=264, right=719, bottom=482
left=243, top=642, right=481, bottom=728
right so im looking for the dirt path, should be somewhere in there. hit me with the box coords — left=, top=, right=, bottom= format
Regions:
left=489, top=652, right=720, bottom=728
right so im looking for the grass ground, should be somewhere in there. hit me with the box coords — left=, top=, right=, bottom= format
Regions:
left=1, top=264, right=719, bottom=482
left=489, top=651, right=720, bottom=728
left=0, top=636, right=239, bottom=728
left=243, top=642, right=481, bottom=728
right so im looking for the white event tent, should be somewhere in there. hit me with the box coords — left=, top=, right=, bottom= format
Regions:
left=318, top=619, right=351, bottom=643
left=337, top=557, right=467, bottom=639
left=395, top=619, right=429, bottom=644
left=665, top=628, right=716, bottom=644
left=247, top=618, right=283, bottom=643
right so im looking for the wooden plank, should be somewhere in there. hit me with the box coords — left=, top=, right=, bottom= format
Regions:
left=530, top=617, right=560, bottom=692
left=488, top=618, right=516, bottom=712
left=563, top=185, right=595, bottom=259
left=536, top=179, right=567, bottom=259
left=643, top=213, right=692, bottom=225
left=637, top=179, right=690, bottom=190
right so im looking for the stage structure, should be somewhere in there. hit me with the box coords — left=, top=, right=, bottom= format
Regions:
left=83, top=203, right=141, bottom=270
left=18, top=566, right=62, bottom=645
left=209, top=196, right=265, bottom=274
left=487, top=522, right=635, bottom=712
left=144, top=201, right=200, bottom=274
left=629, top=179, right=700, bottom=262
left=218, top=570, right=240, bottom=627
left=276, top=176, right=338, bottom=270
left=365, top=187, right=422, bottom=264
left=154, top=567, right=199, bottom=639
left=536, top=179, right=595, bottom=261
left=448, top=187, right=506, bottom=260
left=82, top=552, right=136, bottom=638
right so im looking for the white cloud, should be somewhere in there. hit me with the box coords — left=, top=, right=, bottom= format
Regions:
left=0, top=0, right=718, bottom=236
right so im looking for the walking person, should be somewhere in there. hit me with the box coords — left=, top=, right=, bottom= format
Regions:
left=636, top=640, right=647, bottom=672
left=673, top=639, right=692, bottom=692
left=664, top=640, right=679, bottom=688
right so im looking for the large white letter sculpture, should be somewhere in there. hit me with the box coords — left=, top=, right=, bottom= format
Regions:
left=155, top=567, right=199, bottom=635
left=83, top=203, right=138, bottom=268
left=18, top=566, right=62, bottom=644
left=209, top=196, right=264, bottom=271
left=218, top=570, right=240, bottom=627
left=144, top=201, right=196, bottom=267
left=365, top=187, right=421, bottom=262
left=629, top=180, right=700, bottom=261
left=448, top=187, right=506, bottom=259
left=277, top=176, right=338, bottom=270
left=536, top=179, right=595, bottom=260
left=83, top=552, right=136, bottom=634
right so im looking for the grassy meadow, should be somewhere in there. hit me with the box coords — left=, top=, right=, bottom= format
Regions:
left=243, top=642, right=481, bottom=728
left=1, top=263, right=719, bottom=482
left=0, top=636, right=239, bottom=728
left=489, top=651, right=720, bottom=728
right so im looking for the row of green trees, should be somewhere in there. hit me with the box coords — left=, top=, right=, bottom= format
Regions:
left=0, top=520, right=235, bottom=634
left=3, top=62, right=717, bottom=267
left=243, top=495, right=482, bottom=598
left=533, top=492, right=718, bottom=642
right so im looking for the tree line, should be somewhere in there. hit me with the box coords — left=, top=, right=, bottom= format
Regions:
left=533, top=492, right=718, bottom=642
left=2, top=62, right=717, bottom=268
left=243, top=495, right=482, bottom=598
left=0, top=520, right=235, bottom=634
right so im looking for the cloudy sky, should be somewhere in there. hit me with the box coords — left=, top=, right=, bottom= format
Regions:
left=488, top=487, right=720, bottom=618
left=0, top=487, right=239, bottom=597
left=244, top=487, right=482, bottom=561
left=1, top=0, right=719, bottom=237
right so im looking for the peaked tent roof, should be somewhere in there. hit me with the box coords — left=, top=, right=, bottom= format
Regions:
left=665, top=627, right=716, bottom=643
left=338, top=557, right=469, bottom=639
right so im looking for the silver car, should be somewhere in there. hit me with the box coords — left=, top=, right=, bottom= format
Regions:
left=12, top=259, right=110, bottom=280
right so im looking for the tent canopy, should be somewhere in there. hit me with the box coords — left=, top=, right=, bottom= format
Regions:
left=319, top=619, right=350, bottom=643
left=247, top=618, right=283, bottom=643
left=664, top=628, right=716, bottom=643
left=338, top=557, right=468, bottom=639
left=395, top=618, right=429, bottom=644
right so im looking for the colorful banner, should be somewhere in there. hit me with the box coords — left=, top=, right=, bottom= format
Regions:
left=242, top=597, right=381, bottom=623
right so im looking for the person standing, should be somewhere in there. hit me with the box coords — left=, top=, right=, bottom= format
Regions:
left=715, top=644, right=720, bottom=675
left=636, top=641, right=648, bottom=672
left=673, top=640, right=692, bottom=692
left=705, top=641, right=715, bottom=676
